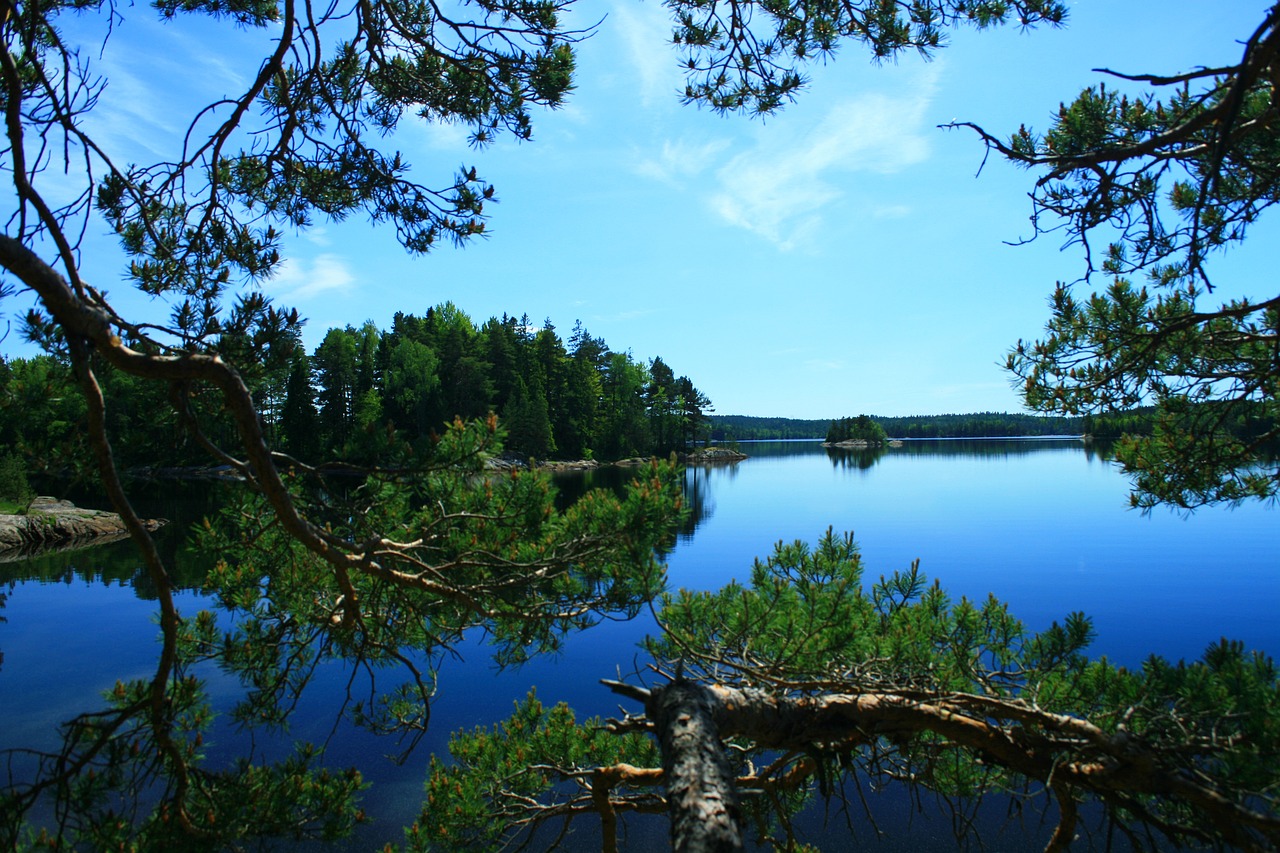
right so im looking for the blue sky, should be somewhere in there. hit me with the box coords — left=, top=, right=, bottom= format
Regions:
left=6, top=2, right=1276, bottom=419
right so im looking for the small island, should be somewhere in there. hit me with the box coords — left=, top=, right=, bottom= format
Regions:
left=682, top=446, right=747, bottom=463
left=822, top=414, right=901, bottom=448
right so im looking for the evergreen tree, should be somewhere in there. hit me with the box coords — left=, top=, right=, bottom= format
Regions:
left=646, top=356, right=678, bottom=454
left=825, top=414, right=889, bottom=444
left=599, top=352, right=652, bottom=459
left=422, top=530, right=1280, bottom=852
left=6, top=0, right=1278, bottom=848
left=674, top=374, right=713, bottom=448
left=279, top=347, right=321, bottom=461
left=383, top=336, right=442, bottom=443
left=482, top=315, right=522, bottom=414
left=504, top=376, right=555, bottom=458
left=312, top=327, right=360, bottom=454
left=974, top=7, right=1280, bottom=508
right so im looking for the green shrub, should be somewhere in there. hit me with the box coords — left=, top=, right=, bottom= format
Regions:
left=0, top=452, right=33, bottom=507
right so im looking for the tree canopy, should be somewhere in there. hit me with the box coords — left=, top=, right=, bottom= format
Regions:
left=710, top=412, right=1090, bottom=441
left=0, top=309, right=712, bottom=473
left=974, top=7, right=1280, bottom=508
left=824, top=414, right=887, bottom=445
left=2, top=0, right=1278, bottom=850
left=423, top=532, right=1280, bottom=851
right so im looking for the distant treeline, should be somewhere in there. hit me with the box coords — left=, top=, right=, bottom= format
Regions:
left=0, top=302, right=713, bottom=473
left=825, top=415, right=888, bottom=444
left=714, top=406, right=1276, bottom=443
left=709, top=416, right=831, bottom=441
left=878, top=412, right=1085, bottom=438
left=711, top=411, right=1085, bottom=441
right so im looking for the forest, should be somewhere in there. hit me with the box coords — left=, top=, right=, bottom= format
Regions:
left=2, top=0, right=1279, bottom=849
left=823, top=414, right=889, bottom=444
left=713, top=412, right=1086, bottom=441
left=0, top=304, right=713, bottom=474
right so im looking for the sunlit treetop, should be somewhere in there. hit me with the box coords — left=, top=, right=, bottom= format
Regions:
left=3, top=0, right=581, bottom=354
left=671, top=0, right=1067, bottom=114
left=972, top=7, right=1280, bottom=508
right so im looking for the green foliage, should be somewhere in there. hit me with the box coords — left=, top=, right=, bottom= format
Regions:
left=646, top=356, right=712, bottom=454
left=4, top=0, right=1274, bottom=846
left=824, top=414, right=887, bottom=444
left=597, top=351, right=653, bottom=459
left=195, top=419, right=681, bottom=739
left=673, top=0, right=1066, bottom=114
left=992, top=10, right=1280, bottom=508
left=649, top=531, right=1280, bottom=847
left=0, top=453, right=32, bottom=506
left=0, top=356, right=89, bottom=475
left=4, top=420, right=683, bottom=847
left=648, top=529, right=1098, bottom=698
left=279, top=347, right=321, bottom=461
left=427, top=530, right=1280, bottom=850
left=3, top=676, right=366, bottom=851
left=505, top=376, right=555, bottom=458
left=710, top=414, right=833, bottom=440
left=408, top=690, right=659, bottom=851
left=877, top=410, right=1085, bottom=438
left=711, top=411, right=1087, bottom=441
left=2, top=307, right=714, bottom=466
left=1011, top=280, right=1280, bottom=507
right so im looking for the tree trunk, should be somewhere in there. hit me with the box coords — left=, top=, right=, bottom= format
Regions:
left=648, top=680, right=744, bottom=853
left=602, top=678, right=1280, bottom=853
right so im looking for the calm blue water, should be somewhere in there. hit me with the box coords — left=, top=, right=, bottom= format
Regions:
left=664, top=440, right=1280, bottom=666
left=2, top=438, right=1277, bottom=849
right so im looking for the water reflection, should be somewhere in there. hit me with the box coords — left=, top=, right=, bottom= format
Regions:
left=3, top=440, right=1276, bottom=851
left=740, top=436, right=1087, bottom=460
left=890, top=437, right=1084, bottom=459
left=825, top=446, right=886, bottom=471
left=551, top=461, right=722, bottom=543
left=0, top=516, right=216, bottom=593
left=2, top=477, right=236, bottom=590
left=0, top=538, right=165, bottom=596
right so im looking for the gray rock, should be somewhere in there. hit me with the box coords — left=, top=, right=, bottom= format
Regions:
left=0, top=497, right=165, bottom=554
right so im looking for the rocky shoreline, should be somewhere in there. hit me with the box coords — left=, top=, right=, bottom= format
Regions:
left=489, top=446, right=749, bottom=472
left=681, top=447, right=748, bottom=463
left=0, top=497, right=165, bottom=558
left=822, top=439, right=904, bottom=448
left=0, top=449, right=747, bottom=557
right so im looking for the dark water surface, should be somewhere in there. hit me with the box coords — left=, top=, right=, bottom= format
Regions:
left=2, top=439, right=1277, bottom=849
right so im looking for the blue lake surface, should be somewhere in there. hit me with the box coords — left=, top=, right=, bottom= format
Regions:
left=1, top=438, right=1277, bottom=849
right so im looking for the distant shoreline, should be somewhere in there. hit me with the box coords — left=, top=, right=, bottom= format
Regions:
left=710, top=411, right=1102, bottom=442
left=730, top=434, right=1085, bottom=443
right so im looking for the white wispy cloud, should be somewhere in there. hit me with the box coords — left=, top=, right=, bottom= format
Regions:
left=302, top=226, right=332, bottom=248
left=264, top=254, right=356, bottom=301
left=611, top=2, right=682, bottom=109
left=84, top=18, right=256, bottom=160
left=708, top=69, right=940, bottom=249
left=873, top=203, right=913, bottom=219
left=87, top=66, right=183, bottom=160
left=634, top=138, right=732, bottom=184
left=405, top=118, right=474, bottom=152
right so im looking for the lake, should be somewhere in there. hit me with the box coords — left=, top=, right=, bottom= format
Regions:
left=2, top=438, right=1277, bottom=849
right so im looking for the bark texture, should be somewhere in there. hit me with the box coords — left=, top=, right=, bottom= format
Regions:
left=647, top=681, right=744, bottom=853
left=603, top=678, right=1280, bottom=852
